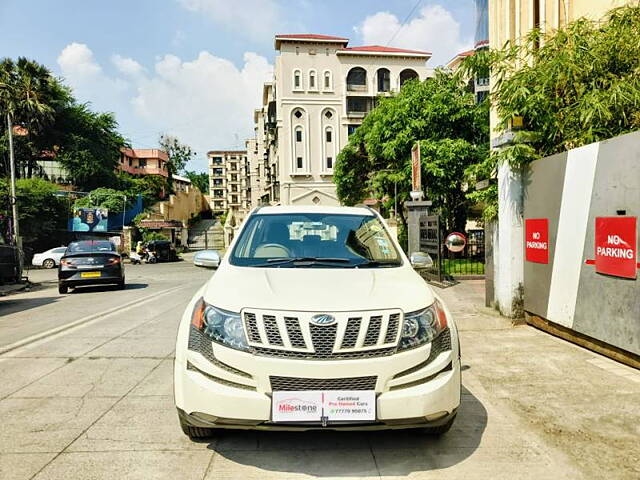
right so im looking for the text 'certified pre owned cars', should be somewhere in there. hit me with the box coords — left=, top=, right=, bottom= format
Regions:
left=174, top=206, right=461, bottom=438
left=58, top=240, right=125, bottom=294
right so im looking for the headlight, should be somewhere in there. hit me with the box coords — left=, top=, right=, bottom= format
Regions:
left=399, top=300, right=448, bottom=351
left=191, top=298, right=249, bottom=352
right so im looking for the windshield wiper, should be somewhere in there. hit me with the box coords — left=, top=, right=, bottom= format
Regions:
left=253, top=257, right=352, bottom=267
left=353, top=260, right=402, bottom=268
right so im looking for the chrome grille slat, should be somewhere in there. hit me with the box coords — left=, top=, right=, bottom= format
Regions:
left=310, top=323, right=337, bottom=356
left=285, top=317, right=306, bottom=348
left=384, top=313, right=400, bottom=343
left=244, top=313, right=261, bottom=343
left=263, top=315, right=284, bottom=346
left=341, top=317, right=361, bottom=348
left=270, top=375, right=377, bottom=391
left=253, top=346, right=396, bottom=359
left=363, top=315, right=382, bottom=346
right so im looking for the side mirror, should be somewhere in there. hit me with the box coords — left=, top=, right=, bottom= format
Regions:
left=193, top=250, right=221, bottom=269
left=410, top=252, right=433, bottom=269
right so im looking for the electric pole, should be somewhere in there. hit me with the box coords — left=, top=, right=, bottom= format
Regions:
left=7, top=113, right=20, bottom=246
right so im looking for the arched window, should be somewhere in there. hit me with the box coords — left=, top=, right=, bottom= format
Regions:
left=291, top=108, right=307, bottom=173
left=399, top=69, right=419, bottom=87
left=347, top=67, right=367, bottom=91
left=377, top=68, right=390, bottom=92
left=323, top=70, right=333, bottom=90
left=321, top=108, right=337, bottom=173
left=293, top=69, right=303, bottom=90
left=308, top=69, right=317, bottom=90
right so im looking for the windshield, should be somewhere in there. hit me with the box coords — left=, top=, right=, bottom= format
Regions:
left=230, top=213, right=402, bottom=268
left=66, top=240, right=116, bottom=254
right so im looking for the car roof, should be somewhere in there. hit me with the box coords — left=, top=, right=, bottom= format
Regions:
left=254, top=205, right=375, bottom=216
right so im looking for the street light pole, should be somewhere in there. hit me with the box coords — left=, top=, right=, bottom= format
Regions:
left=6, top=113, right=20, bottom=246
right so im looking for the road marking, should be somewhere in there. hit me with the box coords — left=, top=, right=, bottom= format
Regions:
left=0, top=284, right=187, bottom=356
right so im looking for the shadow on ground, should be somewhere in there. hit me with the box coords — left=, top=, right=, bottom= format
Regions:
left=70, top=283, right=148, bottom=294
left=0, top=296, right=60, bottom=316
left=207, top=386, right=487, bottom=477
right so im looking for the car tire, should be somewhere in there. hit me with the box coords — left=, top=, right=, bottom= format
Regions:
left=421, top=413, right=456, bottom=436
left=43, top=259, right=56, bottom=269
left=179, top=420, right=214, bottom=440
left=118, top=279, right=125, bottom=290
left=58, top=284, right=68, bottom=294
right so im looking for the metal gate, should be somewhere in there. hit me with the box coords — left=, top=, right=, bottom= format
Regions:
left=418, top=215, right=443, bottom=283
left=418, top=215, right=485, bottom=285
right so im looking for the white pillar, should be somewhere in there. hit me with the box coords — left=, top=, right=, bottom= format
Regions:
left=495, top=162, right=524, bottom=317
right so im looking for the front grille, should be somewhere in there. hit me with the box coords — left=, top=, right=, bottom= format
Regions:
left=244, top=309, right=402, bottom=360
left=270, top=375, right=377, bottom=391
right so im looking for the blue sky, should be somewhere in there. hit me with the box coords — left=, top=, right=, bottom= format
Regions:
left=0, top=0, right=476, bottom=172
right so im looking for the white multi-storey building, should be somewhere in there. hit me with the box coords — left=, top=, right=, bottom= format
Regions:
left=251, top=34, right=432, bottom=207
left=207, top=150, right=251, bottom=214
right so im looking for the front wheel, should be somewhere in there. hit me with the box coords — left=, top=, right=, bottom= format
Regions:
left=117, top=278, right=125, bottom=290
left=43, top=258, right=56, bottom=269
left=58, top=284, right=68, bottom=294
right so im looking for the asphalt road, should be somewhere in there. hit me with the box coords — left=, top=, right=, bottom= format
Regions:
left=0, top=263, right=638, bottom=479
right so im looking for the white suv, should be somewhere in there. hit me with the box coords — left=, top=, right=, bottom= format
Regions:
left=174, top=205, right=460, bottom=438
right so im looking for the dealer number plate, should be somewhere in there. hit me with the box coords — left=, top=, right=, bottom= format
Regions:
left=272, top=390, right=375, bottom=423
left=80, top=271, right=101, bottom=278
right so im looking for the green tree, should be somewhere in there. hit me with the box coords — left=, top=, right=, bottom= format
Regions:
left=159, top=134, right=196, bottom=177
left=492, top=5, right=640, bottom=161
left=0, top=177, right=66, bottom=246
left=335, top=72, right=489, bottom=234
left=183, top=170, right=209, bottom=193
left=54, top=104, right=127, bottom=191
left=74, top=187, right=134, bottom=213
left=0, top=57, right=70, bottom=178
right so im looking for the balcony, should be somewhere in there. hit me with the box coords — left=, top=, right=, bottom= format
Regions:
left=346, top=96, right=376, bottom=117
left=118, top=164, right=168, bottom=177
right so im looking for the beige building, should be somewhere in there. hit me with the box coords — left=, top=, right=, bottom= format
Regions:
left=251, top=34, right=433, bottom=207
left=207, top=150, right=251, bottom=214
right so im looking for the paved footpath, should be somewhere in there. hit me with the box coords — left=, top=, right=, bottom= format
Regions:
left=0, top=265, right=638, bottom=479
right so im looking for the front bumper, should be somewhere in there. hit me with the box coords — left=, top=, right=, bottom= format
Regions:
left=175, top=329, right=461, bottom=431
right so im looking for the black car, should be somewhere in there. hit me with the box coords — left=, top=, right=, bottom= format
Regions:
left=58, top=240, right=125, bottom=294
left=146, top=240, right=178, bottom=262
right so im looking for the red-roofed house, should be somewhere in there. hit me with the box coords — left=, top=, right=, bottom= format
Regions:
left=245, top=34, right=433, bottom=207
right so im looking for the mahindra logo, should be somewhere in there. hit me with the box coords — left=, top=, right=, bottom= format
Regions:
left=310, top=314, right=336, bottom=326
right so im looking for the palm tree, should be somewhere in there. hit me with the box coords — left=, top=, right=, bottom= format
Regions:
left=0, top=57, right=59, bottom=177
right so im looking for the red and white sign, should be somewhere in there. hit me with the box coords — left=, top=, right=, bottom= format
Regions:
left=595, top=217, right=637, bottom=279
left=525, top=218, right=549, bottom=264
left=272, top=390, right=375, bottom=423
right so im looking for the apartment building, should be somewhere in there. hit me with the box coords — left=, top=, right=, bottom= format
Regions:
left=250, top=34, right=432, bottom=207
left=207, top=150, right=251, bottom=214
left=118, top=149, right=169, bottom=177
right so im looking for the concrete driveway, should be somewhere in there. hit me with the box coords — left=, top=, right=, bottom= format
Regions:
left=0, top=266, right=638, bottom=479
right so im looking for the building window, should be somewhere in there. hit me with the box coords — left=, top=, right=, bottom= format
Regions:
left=296, top=157, right=303, bottom=169
left=326, top=129, right=332, bottom=142
left=347, top=67, right=367, bottom=91
left=309, top=70, right=316, bottom=90
left=293, top=70, right=302, bottom=90
left=323, top=70, right=332, bottom=90
left=377, top=68, right=390, bottom=92
left=326, top=157, right=333, bottom=169
left=324, top=110, right=333, bottom=119
left=348, top=125, right=359, bottom=136
left=296, top=129, right=302, bottom=142
left=294, top=109, right=302, bottom=119
left=400, top=69, right=419, bottom=87
left=139, top=159, right=147, bottom=167
left=347, top=97, right=370, bottom=114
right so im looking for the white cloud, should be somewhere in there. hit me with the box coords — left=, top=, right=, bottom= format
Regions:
left=356, top=5, right=472, bottom=67
left=57, top=43, right=273, bottom=172
left=178, top=0, right=285, bottom=42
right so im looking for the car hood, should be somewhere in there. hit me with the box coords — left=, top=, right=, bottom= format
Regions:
left=203, top=265, right=435, bottom=313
